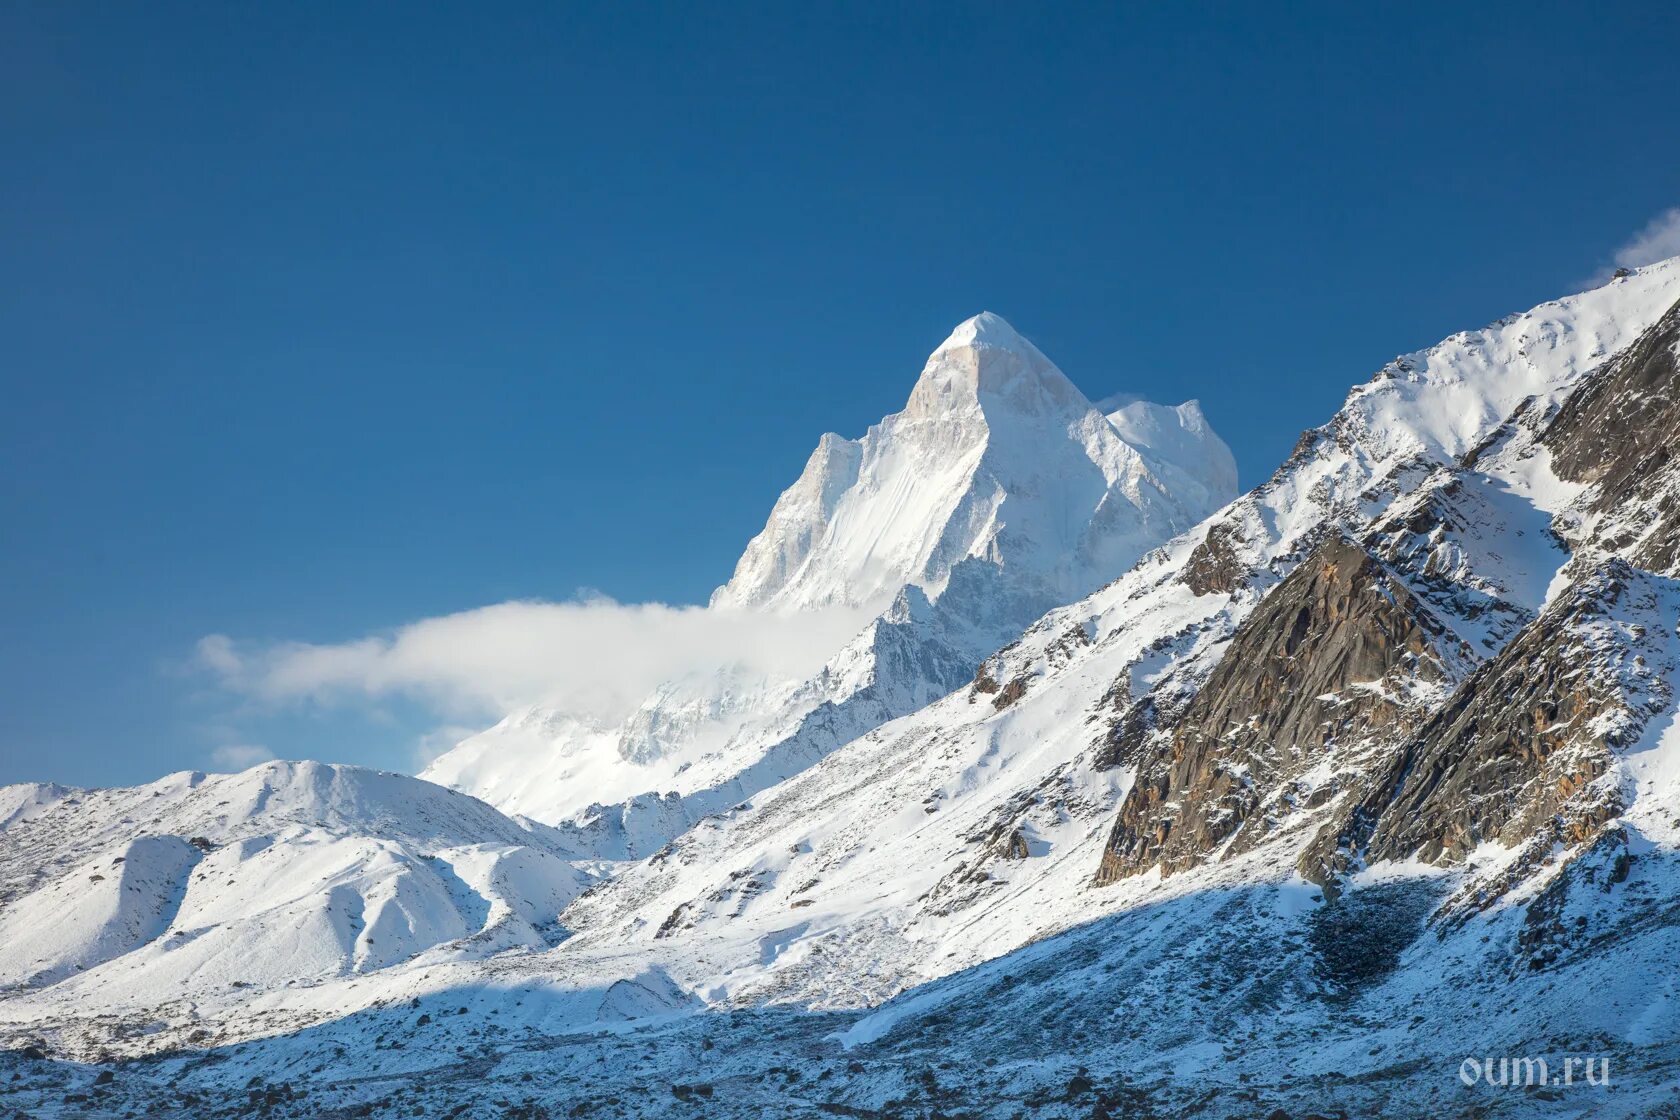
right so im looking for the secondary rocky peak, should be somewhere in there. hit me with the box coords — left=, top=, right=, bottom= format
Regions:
left=1544, top=294, right=1680, bottom=575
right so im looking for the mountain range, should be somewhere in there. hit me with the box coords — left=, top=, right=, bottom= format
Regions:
left=4, top=262, right=1680, bottom=1118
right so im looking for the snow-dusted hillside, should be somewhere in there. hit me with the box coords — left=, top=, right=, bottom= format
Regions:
left=0, top=762, right=591, bottom=1004
left=6, top=264, right=1680, bottom=1119
left=421, top=312, right=1236, bottom=847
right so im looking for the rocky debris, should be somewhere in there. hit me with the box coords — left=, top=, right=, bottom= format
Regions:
left=996, top=828, right=1031, bottom=860
left=992, top=676, right=1029, bottom=710
left=1097, top=536, right=1457, bottom=883
left=1307, top=881, right=1438, bottom=995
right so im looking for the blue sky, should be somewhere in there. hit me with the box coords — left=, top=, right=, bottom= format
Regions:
left=4, top=3, right=1679, bottom=787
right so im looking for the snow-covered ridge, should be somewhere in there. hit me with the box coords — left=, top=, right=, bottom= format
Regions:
left=553, top=256, right=1680, bottom=1012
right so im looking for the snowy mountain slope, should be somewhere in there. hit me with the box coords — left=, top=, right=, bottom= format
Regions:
left=10, top=879, right=1678, bottom=1120
left=422, top=313, right=1236, bottom=845
left=0, top=761, right=592, bottom=1002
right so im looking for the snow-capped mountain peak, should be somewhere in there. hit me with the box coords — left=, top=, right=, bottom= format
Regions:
left=713, top=312, right=1235, bottom=612
left=425, top=313, right=1236, bottom=837
left=931, top=308, right=1030, bottom=353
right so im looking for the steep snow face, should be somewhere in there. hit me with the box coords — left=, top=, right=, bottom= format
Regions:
left=424, top=313, right=1236, bottom=832
left=712, top=311, right=1236, bottom=613
left=1105, top=396, right=1237, bottom=503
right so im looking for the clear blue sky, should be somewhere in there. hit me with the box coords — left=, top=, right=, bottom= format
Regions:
left=4, top=3, right=1678, bottom=787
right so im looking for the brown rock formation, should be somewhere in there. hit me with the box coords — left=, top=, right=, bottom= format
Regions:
left=1096, top=535, right=1453, bottom=884
left=1298, top=559, right=1672, bottom=890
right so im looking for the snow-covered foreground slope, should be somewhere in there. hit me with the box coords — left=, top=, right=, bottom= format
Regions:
left=7, top=264, right=1680, bottom=1118
left=422, top=312, right=1236, bottom=850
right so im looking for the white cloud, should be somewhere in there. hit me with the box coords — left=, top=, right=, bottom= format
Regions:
left=196, top=633, right=243, bottom=676
left=411, top=724, right=482, bottom=771
left=210, top=743, right=276, bottom=771
left=196, top=596, right=878, bottom=729
left=1588, top=207, right=1680, bottom=284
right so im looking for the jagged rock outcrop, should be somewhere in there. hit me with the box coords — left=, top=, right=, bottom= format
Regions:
left=1097, top=289, right=1680, bottom=897
left=1298, top=559, right=1676, bottom=891
left=1181, top=520, right=1248, bottom=596
left=1096, top=536, right=1459, bottom=883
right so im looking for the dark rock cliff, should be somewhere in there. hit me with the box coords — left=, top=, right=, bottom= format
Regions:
left=1096, top=296, right=1680, bottom=898
left=1096, top=535, right=1456, bottom=884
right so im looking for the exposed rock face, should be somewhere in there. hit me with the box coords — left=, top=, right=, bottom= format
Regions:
left=992, top=676, right=1028, bottom=710
left=1096, top=292, right=1680, bottom=899
left=1096, top=536, right=1457, bottom=883
left=1181, top=520, right=1248, bottom=596
left=1298, top=559, right=1675, bottom=891
left=1285, top=298, right=1680, bottom=893
left=1545, top=296, right=1680, bottom=575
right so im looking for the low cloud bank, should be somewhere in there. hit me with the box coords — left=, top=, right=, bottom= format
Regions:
left=196, top=596, right=878, bottom=729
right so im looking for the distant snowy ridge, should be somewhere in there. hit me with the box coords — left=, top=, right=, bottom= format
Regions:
left=0, top=761, right=590, bottom=999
